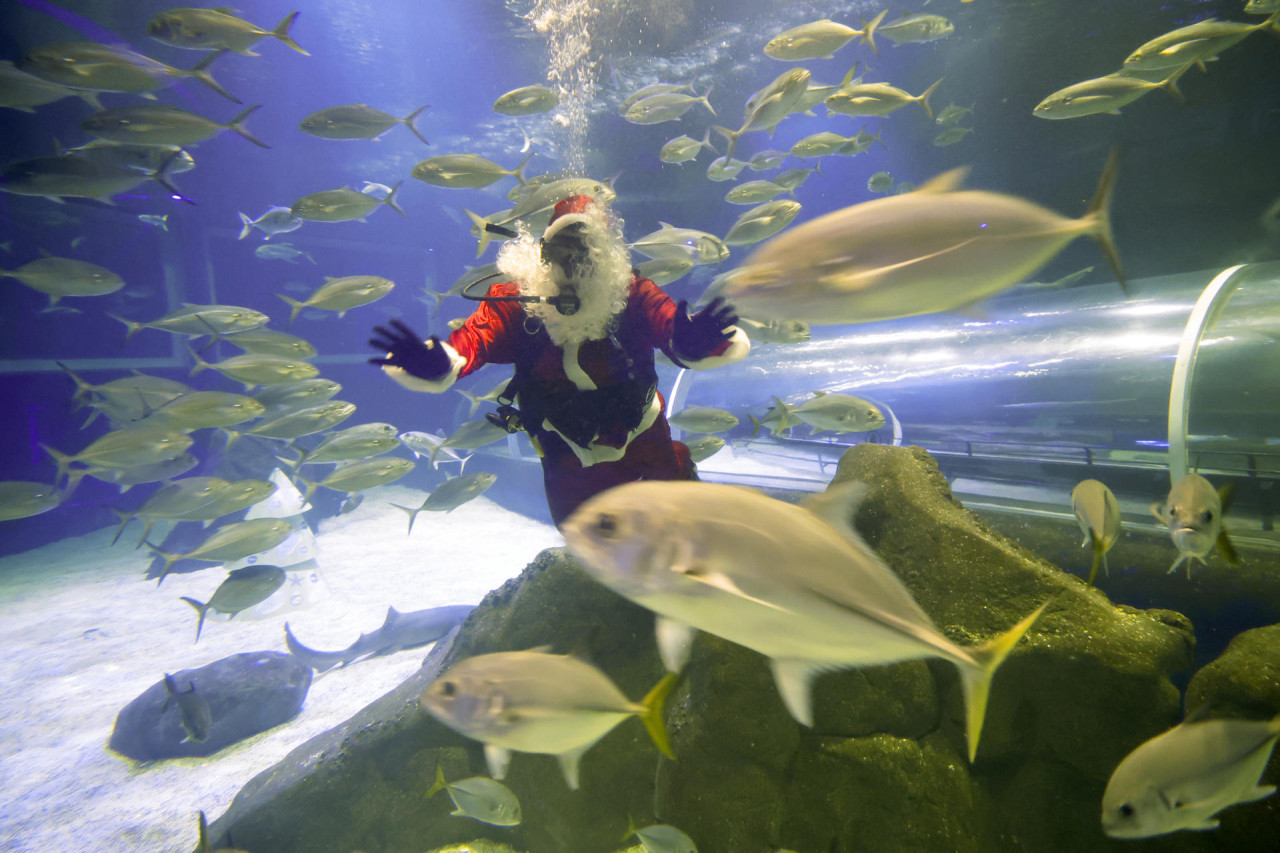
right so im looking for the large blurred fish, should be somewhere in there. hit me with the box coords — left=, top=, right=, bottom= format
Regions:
left=562, top=480, right=1046, bottom=761
left=719, top=150, right=1124, bottom=324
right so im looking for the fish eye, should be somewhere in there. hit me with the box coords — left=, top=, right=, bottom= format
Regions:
left=1118, top=803, right=1135, bottom=818
left=593, top=512, right=621, bottom=538
left=438, top=680, right=456, bottom=697
left=1200, top=510, right=1213, bottom=523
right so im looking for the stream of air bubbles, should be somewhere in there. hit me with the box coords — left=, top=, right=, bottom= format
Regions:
left=524, top=0, right=599, bottom=174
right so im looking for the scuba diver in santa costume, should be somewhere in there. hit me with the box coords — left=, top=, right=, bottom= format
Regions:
left=368, top=194, right=750, bottom=527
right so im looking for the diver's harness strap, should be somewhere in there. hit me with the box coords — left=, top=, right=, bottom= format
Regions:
left=481, top=289, right=657, bottom=450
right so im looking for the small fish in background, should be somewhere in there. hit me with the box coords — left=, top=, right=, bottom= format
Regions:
left=143, top=518, right=292, bottom=581
left=81, top=103, right=269, bottom=148
left=723, top=199, right=802, bottom=246
left=1032, top=69, right=1184, bottom=121
left=21, top=42, right=241, bottom=103
left=1022, top=266, right=1094, bottom=290
left=877, top=13, right=955, bottom=46
left=705, top=155, right=748, bottom=182
left=620, top=81, right=691, bottom=113
left=683, top=435, right=725, bottom=463
left=276, top=274, right=395, bottom=325
left=746, top=149, right=790, bottom=171
left=866, top=171, right=894, bottom=193
left=138, top=213, right=168, bottom=231
left=419, top=649, right=677, bottom=789
left=456, top=380, right=510, bottom=417
left=668, top=405, right=739, bottom=434
left=493, top=84, right=560, bottom=115
left=725, top=180, right=793, bottom=206
left=290, top=182, right=407, bottom=222
left=636, top=255, right=695, bottom=287
left=933, top=125, right=973, bottom=147
left=1151, top=473, right=1238, bottom=578
left=147, top=8, right=307, bottom=55
left=1070, top=479, right=1121, bottom=585
left=255, top=242, right=315, bottom=264
left=736, top=317, right=810, bottom=345
left=1102, top=711, right=1280, bottom=838
left=410, top=153, right=532, bottom=189
left=825, top=77, right=945, bottom=120
left=629, top=820, right=698, bottom=853
left=793, top=390, right=884, bottom=434
left=162, top=673, right=212, bottom=742
left=1, top=254, right=125, bottom=306
left=188, top=350, right=319, bottom=387
left=293, top=456, right=415, bottom=503
left=935, top=102, right=974, bottom=125
left=426, top=766, right=522, bottom=826
left=299, top=103, right=429, bottom=145
left=748, top=396, right=803, bottom=438
left=238, top=205, right=302, bottom=241
left=625, top=87, right=716, bottom=125
left=658, top=130, right=714, bottom=164
left=180, top=565, right=287, bottom=643
left=764, top=12, right=887, bottom=60
left=399, top=430, right=472, bottom=470
left=392, top=472, right=497, bottom=533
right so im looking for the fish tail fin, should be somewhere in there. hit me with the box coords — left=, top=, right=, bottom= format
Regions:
left=840, top=61, right=860, bottom=88
left=55, top=360, right=92, bottom=401
left=108, top=507, right=135, bottom=546
left=276, top=293, right=305, bottom=328
left=76, top=90, right=103, bottom=111
left=382, top=181, right=409, bottom=218
left=638, top=672, right=679, bottom=760
left=457, top=453, right=472, bottom=475
left=225, top=104, right=269, bottom=149
left=237, top=212, right=254, bottom=240
left=185, top=342, right=210, bottom=378
left=861, top=9, right=888, bottom=56
left=959, top=601, right=1049, bottom=761
left=512, top=151, right=534, bottom=184
left=426, top=766, right=448, bottom=799
left=464, top=209, right=493, bottom=258
left=272, top=10, right=309, bottom=55
left=184, top=49, right=240, bottom=104
left=917, top=77, right=945, bottom=121
left=180, top=596, right=211, bottom=643
left=709, top=125, right=739, bottom=159
left=698, top=83, right=716, bottom=116
left=1087, top=533, right=1103, bottom=586
left=748, top=414, right=764, bottom=438
left=297, top=474, right=319, bottom=505
left=1084, top=146, right=1126, bottom=294
left=390, top=502, right=421, bottom=535
left=107, top=312, right=143, bottom=345
left=403, top=105, right=431, bottom=145
left=142, top=539, right=180, bottom=580
left=41, top=443, right=74, bottom=485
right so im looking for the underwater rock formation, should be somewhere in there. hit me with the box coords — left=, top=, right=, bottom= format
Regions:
left=109, top=651, right=312, bottom=760
left=206, top=445, right=1280, bottom=852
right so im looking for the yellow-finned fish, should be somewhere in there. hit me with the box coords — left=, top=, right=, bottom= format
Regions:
left=1150, top=473, right=1238, bottom=578
left=1070, top=479, right=1122, bottom=585
left=562, top=480, right=1047, bottom=762
left=720, top=150, right=1124, bottom=325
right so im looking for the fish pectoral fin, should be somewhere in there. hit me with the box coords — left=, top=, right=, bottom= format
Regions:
left=1216, top=527, right=1240, bottom=565
left=771, top=658, right=824, bottom=726
left=917, top=166, right=969, bottom=193
left=1238, top=784, right=1277, bottom=804
left=682, top=567, right=788, bottom=612
left=656, top=617, right=695, bottom=672
left=484, top=744, right=513, bottom=780
left=557, top=744, right=592, bottom=790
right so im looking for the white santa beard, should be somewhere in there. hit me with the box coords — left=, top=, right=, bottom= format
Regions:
left=497, top=225, right=633, bottom=347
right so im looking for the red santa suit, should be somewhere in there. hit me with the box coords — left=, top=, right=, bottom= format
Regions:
left=388, top=274, right=749, bottom=526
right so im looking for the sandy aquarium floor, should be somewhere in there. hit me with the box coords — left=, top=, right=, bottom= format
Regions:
left=0, top=485, right=562, bottom=853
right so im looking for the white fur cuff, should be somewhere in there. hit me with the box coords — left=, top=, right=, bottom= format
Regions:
left=680, top=326, right=751, bottom=370
left=381, top=339, right=467, bottom=393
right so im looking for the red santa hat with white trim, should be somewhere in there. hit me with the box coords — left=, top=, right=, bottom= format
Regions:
left=542, top=194, right=597, bottom=244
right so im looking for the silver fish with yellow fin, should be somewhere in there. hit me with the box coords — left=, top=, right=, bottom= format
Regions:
left=562, top=480, right=1047, bottom=761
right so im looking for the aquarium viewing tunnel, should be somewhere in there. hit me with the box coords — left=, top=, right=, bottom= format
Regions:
left=663, top=260, right=1280, bottom=553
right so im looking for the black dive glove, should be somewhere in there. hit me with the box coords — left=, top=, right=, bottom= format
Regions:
left=672, top=297, right=737, bottom=362
left=368, top=319, right=450, bottom=381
